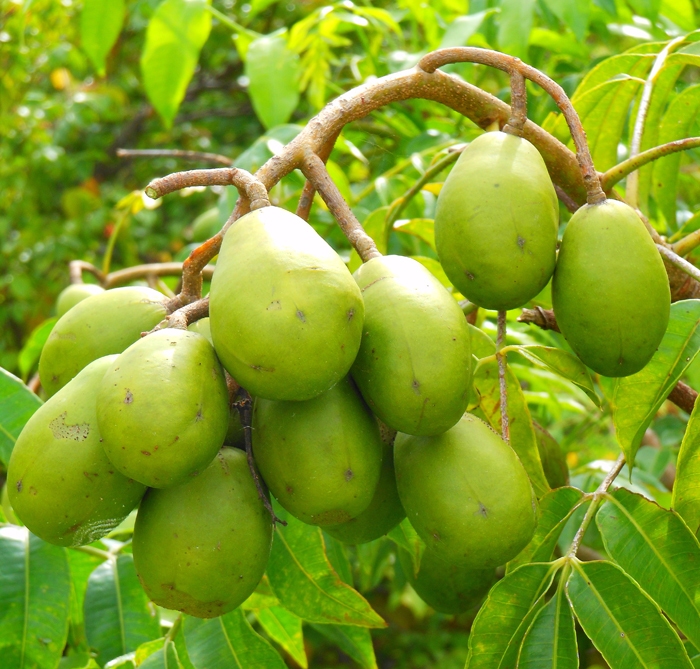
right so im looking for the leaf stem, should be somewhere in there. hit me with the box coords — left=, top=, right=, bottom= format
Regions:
left=102, top=207, right=131, bottom=276
left=70, top=544, right=111, bottom=561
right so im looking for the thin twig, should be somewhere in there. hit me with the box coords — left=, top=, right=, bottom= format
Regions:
left=503, top=69, right=527, bottom=137
left=656, top=244, right=700, bottom=284
left=554, top=184, right=580, bottom=214
left=517, top=307, right=560, bottom=332
left=117, top=148, right=233, bottom=167
left=69, top=260, right=106, bottom=285
left=144, top=296, right=210, bottom=335
left=70, top=544, right=112, bottom=561
left=104, top=262, right=215, bottom=289
left=496, top=311, right=510, bottom=443
left=673, top=226, right=700, bottom=258
left=296, top=130, right=340, bottom=222
left=669, top=380, right=698, bottom=414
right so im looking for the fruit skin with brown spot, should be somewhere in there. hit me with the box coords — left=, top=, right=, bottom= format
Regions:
left=132, top=447, right=273, bottom=618
left=253, top=376, right=383, bottom=526
left=351, top=255, right=472, bottom=436
left=97, top=329, right=229, bottom=488
left=394, top=413, right=537, bottom=569
left=8, top=355, right=147, bottom=547
left=434, top=131, right=559, bottom=311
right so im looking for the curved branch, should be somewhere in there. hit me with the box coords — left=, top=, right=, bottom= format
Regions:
left=656, top=244, right=700, bottom=284
left=296, top=130, right=340, bottom=222
left=503, top=69, right=527, bottom=137
left=69, top=260, right=106, bottom=285
left=146, top=296, right=210, bottom=334
left=116, top=148, right=233, bottom=167
left=104, top=262, right=215, bottom=289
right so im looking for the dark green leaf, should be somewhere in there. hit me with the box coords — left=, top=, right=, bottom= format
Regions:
left=310, top=623, right=377, bottom=669
left=18, top=317, right=57, bottom=381
left=254, top=607, right=307, bottom=669
left=541, top=0, right=590, bottom=41
left=387, top=519, right=424, bottom=578
left=567, top=560, right=692, bottom=668
left=0, top=527, right=71, bottom=669
left=80, top=0, right=125, bottom=76
left=139, top=638, right=182, bottom=669
left=66, top=548, right=105, bottom=651
left=0, top=367, right=42, bottom=466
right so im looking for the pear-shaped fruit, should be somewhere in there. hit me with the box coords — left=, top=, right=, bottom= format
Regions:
left=552, top=199, right=670, bottom=377
left=395, top=413, right=537, bottom=569
left=434, top=131, right=559, bottom=311
left=398, top=546, right=494, bottom=614
left=351, top=255, right=471, bottom=436
left=40, top=286, right=168, bottom=397
left=133, top=447, right=273, bottom=618
left=253, top=377, right=383, bottom=525
left=534, top=422, right=569, bottom=489
left=191, top=207, right=222, bottom=242
left=97, top=329, right=229, bottom=488
left=209, top=206, right=364, bottom=401
left=56, top=283, right=105, bottom=318
left=187, top=316, right=212, bottom=344
left=7, top=356, right=147, bottom=546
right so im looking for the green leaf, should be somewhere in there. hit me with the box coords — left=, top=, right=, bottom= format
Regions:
left=266, top=508, right=386, bottom=628
left=612, top=300, right=700, bottom=466
left=18, top=317, right=57, bottom=381
left=566, top=560, right=693, bottom=668
left=393, top=218, right=435, bottom=251
left=466, top=563, right=560, bottom=669
left=513, top=345, right=600, bottom=407
left=184, top=609, right=287, bottom=669
left=0, top=527, right=71, bottom=669
left=254, top=607, right=307, bottom=669
left=507, top=487, right=586, bottom=574
left=542, top=0, right=590, bottom=41
left=497, top=0, right=535, bottom=60
left=310, top=623, right=377, bottom=669
left=0, top=367, right=42, bottom=466
left=387, top=518, right=425, bottom=578
left=673, top=396, right=700, bottom=534
left=242, top=576, right=279, bottom=611
left=245, top=36, right=300, bottom=130
left=139, top=639, right=182, bottom=669
left=66, top=548, right=105, bottom=651
left=322, top=533, right=354, bottom=586
left=438, top=10, right=497, bottom=49
left=140, top=0, right=212, bottom=128
left=518, top=584, right=578, bottom=668
left=84, top=555, right=160, bottom=666
left=80, top=0, right=125, bottom=76
left=597, top=488, right=700, bottom=649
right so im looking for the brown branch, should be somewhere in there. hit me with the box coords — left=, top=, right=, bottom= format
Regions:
left=503, top=69, right=527, bottom=137
left=668, top=380, right=697, bottom=414
left=104, top=262, right=215, bottom=289
left=116, top=149, right=233, bottom=167
left=296, top=130, right=340, bottom=222
left=173, top=235, right=224, bottom=309
left=657, top=245, right=700, bottom=284
left=497, top=311, right=510, bottom=443
left=554, top=184, right=580, bottom=214
left=144, top=296, right=210, bottom=334
left=69, top=260, right=106, bottom=286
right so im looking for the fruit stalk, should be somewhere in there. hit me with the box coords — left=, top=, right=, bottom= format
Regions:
left=147, top=296, right=210, bottom=334
left=69, top=260, right=105, bottom=285
left=497, top=310, right=510, bottom=443
left=103, top=262, right=215, bottom=289
left=296, top=130, right=340, bottom=222
left=502, top=69, right=527, bottom=137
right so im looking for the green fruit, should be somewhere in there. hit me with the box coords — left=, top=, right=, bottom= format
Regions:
left=97, top=329, right=229, bottom=488
left=534, top=422, right=569, bottom=489
left=191, top=207, right=222, bottom=242
left=56, top=283, right=105, bottom=318
left=552, top=199, right=671, bottom=377
left=7, top=356, right=147, bottom=546
left=395, top=413, right=537, bottom=569
left=187, top=317, right=212, bottom=344
left=434, top=131, right=559, bottom=310
left=209, top=206, right=364, bottom=401
left=351, top=255, right=471, bottom=436
left=253, top=377, right=383, bottom=525
left=398, top=546, right=494, bottom=614
left=133, top=447, right=273, bottom=618
left=39, top=286, right=168, bottom=397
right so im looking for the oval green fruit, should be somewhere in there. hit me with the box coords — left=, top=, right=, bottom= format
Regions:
left=434, top=131, right=559, bottom=310
left=209, top=206, right=364, bottom=401
left=351, top=255, right=471, bottom=436
left=398, top=546, right=494, bottom=614
left=191, top=207, right=222, bottom=242
left=40, top=286, right=168, bottom=397
left=133, top=447, right=273, bottom=618
left=187, top=316, right=212, bottom=344
left=552, top=199, right=671, bottom=377
left=97, top=329, right=229, bottom=488
left=253, top=377, right=383, bottom=525
left=395, top=413, right=537, bottom=569
left=56, top=283, right=105, bottom=318
left=8, top=356, right=147, bottom=546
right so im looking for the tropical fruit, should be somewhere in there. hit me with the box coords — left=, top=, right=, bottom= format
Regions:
left=434, top=131, right=559, bottom=311
left=39, top=286, right=168, bottom=397
left=253, top=376, right=383, bottom=525
left=534, top=421, right=569, bottom=489
left=552, top=199, right=670, bottom=377
left=351, top=255, right=471, bottom=436
left=7, top=356, right=147, bottom=546
left=209, top=206, right=364, bottom=401
left=56, top=283, right=105, bottom=317
left=394, top=413, right=537, bottom=569
left=398, top=546, right=494, bottom=614
left=187, top=316, right=212, bottom=344
left=132, top=447, right=273, bottom=618
left=97, top=329, right=229, bottom=488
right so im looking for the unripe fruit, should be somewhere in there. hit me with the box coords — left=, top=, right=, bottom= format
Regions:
left=8, top=356, right=147, bottom=546
left=395, top=413, right=537, bottom=569
left=351, top=255, right=471, bottom=436
left=253, top=377, right=383, bottom=525
left=187, top=316, right=213, bottom=344
left=209, top=206, right=364, bottom=401
left=435, top=131, right=559, bottom=310
left=56, top=283, right=105, bottom=318
left=552, top=199, right=670, bottom=377
left=39, top=287, right=168, bottom=397
left=97, top=329, right=229, bottom=488
left=133, top=447, right=273, bottom=618
left=191, top=207, right=222, bottom=242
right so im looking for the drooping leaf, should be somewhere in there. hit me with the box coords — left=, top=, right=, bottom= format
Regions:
left=84, top=555, right=160, bottom=666
left=254, top=607, right=307, bottom=669
left=541, top=0, right=590, bottom=42
left=673, top=396, right=700, bottom=534
left=66, top=547, right=105, bottom=651
left=438, top=10, right=497, bottom=49
left=266, top=508, right=386, bottom=628
left=612, top=300, right=700, bottom=466
left=393, top=218, right=436, bottom=251
left=466, top=563, right=560, bottom=669
left=597, top=488, right=700, bottom=649
left=0, top=367, right=42, bottom=466
left=497, top=0, right=536, bottom=60
left=140, top=0, right=212, bottom=128
left=322, top=533, right=354, bottom=586
left=310, top=623, right=377, bottom=669
left=245, top=36, right=301, bottom=130
left=18, top=317, right=57, bottom=382
left=138, top=638, right=182, bottom=669
left=387, top=518, right=425, bottom=578
left=507, top=487, right=586, bottom=573
left=567, top=560, right=693, bottom=668
left=242, top=576, right=279, bottom=611
left=0, top=527, right=71, bottom=669
left=184, top=609, right=287, bottom=669
left=80, top=0, right=125, bottom=76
